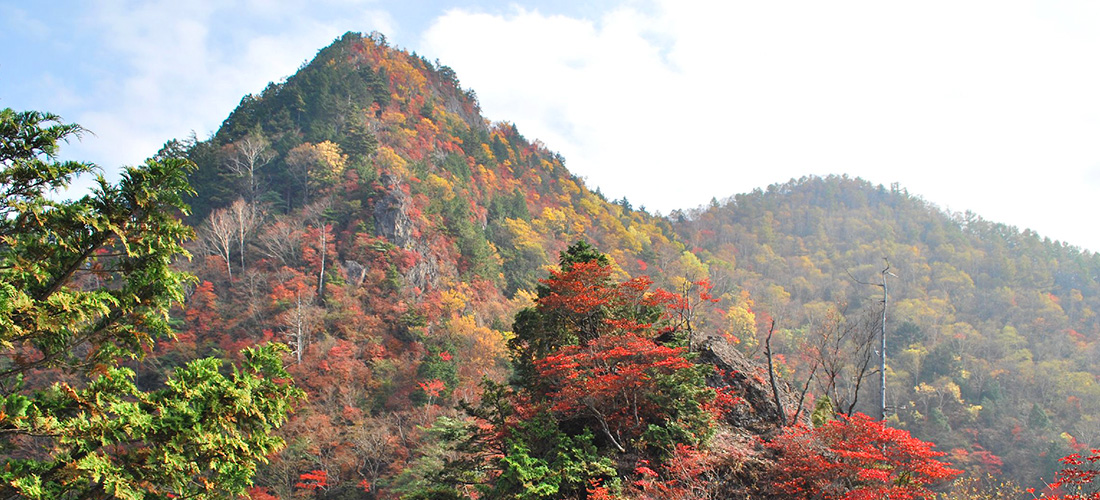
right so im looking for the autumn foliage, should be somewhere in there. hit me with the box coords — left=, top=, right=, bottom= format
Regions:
left=536, top=332, right=701, bottom=451
left=418, top=242, right=724, bottom=499
left=765, top=412, right=961, bottom=499
left=631, top=444, right=716, bottom=500
left=1045, top=449, right=1100, bottom=499
left=152, top=28, right=1090, bottom=499
left=522, top=244, right=718, bottom=452
left=296, top=470, right=329, bottom=491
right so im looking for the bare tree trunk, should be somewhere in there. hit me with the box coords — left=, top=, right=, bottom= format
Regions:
left=228, top=199, right=260, bottom=274
left=318, top=223, right=326, bottom=301
left=294, top=291, right=303, bottom=364
left=764, top=319, right=787, bottom=427
left=200, top=206, right=237, bottom=281
left=879, top=261, right=894, bottom=421
left=224, top=134, right=273, bottom=204
left=791, top=362, right=818, bottom=424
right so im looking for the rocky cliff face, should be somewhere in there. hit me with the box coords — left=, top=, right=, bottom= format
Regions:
left=695, top=333, right=805, bottom=435
left=372, top=172, right=454, bottom=292
left=372, top=173, right=414, bottom=247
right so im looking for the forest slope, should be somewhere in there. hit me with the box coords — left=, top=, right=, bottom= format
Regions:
left=173, top=32, right=727, bottom=499
left=674, top=176, right=1100, bottom=484
left=169, top=31, right=1100, bottom=494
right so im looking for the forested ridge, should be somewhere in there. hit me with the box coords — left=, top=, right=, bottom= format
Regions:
left=675, top=178, right=1100, bottom=485
left=5, top=30, right=1100, bottom=499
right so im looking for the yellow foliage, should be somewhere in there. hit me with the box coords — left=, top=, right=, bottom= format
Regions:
left=374, top=146, right=408, bottom=177
left=424, top=174, right=455, bottom=201
left=667, top=251, right=709, bottom=288
left=418, top=117, right=440, bottom=136
left=794, top=255, right=817, bottom=272
left=763, top=283, right=791, bottom=307
left=624, top=226, right=649, bottom=253
left=727, top=290, right=758, bottom=349
left=477, top=164, right=496, bottom=187
left=438, top=287, right=468, bottom=316
left=314, top=141, right=346, bottom=174
left=534, top=207, right=584, bottom=238
left=944, top=380, right=963, bottom=402
left=286, top=141, right=347, bottom=190
left=452, top=314, right=506, bottom=370
left=915, top=383, right=936, bottom=396
left=915, top=378, right=963, bottom=404
left=801, top=300, right=833, bottom=322
left=578, top=196, right=600, bottom=217
left=501, top=218, right=542, bottom=250
left=560, top=178, right=580, bottom=198
left=382, top=110, right=408, bottom=128
left=510, top=288, right=538, bottom=310
left=726, top=304, right=756, bottom=343
left=734, top=289, right=754, bottom=309
left=480, top=143, right=495, bottom=162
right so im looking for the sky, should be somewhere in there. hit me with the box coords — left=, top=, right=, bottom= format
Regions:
left=3, top=0, right=1099, bottom=252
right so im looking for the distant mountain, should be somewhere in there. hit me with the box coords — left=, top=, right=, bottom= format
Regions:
left=674, top=175, right=1100, bottom=483
left=166, top=31, right=1100, bottom=495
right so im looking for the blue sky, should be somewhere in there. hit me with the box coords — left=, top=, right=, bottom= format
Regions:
left=3, top=1, right=1100, bottom=253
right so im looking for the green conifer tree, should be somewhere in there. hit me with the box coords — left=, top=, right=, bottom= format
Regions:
left=0, top=108, right=301, bottom=500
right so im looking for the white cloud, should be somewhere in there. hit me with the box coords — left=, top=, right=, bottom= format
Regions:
left=12, top=0, right=1099, bottom=251
left=0, top=4, right=50, bottom=39
left=420, top=1, right=1100, bottom=251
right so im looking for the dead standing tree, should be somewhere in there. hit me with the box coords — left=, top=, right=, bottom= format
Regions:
left=878, top=263, right=894, bottom=421
left=762, top=318, right=820, bottom=427
left=764, top=319, right=788, bottom=426
left=844, top=260, right=895, bottom=420
left=224, top=134, right=274, bottom=204
left=198, top=205, right=237, bottom=280
left=227, top=198, right=262, bottom=273
left=809, top=304, right=880, bottom=417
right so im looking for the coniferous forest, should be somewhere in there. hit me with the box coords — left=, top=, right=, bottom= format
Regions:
left=4, top=32, right=1100, bottom=499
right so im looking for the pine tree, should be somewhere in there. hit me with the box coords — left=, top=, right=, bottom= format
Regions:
left=0, top=107, right=301, bottom=500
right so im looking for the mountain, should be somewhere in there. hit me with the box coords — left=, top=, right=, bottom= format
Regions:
left=173, top=32, right=744, bottom=499
left=166, top=31, right=1100, bottom=497
left=673, top=176, right=1100, bottom=483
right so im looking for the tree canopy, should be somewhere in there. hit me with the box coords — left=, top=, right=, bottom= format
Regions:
left=0, top=107, right=301, bottom=500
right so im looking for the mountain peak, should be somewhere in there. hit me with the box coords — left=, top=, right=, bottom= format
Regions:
left=169, top=32, right=1100, bottom=494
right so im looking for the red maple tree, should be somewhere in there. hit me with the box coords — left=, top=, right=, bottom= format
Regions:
left=1047, top=449, right=1100, bottom=500
left=535, top=332, right=706, bottom=453
left=766, top=413, right=961, bottom=499
left=295, top=470, right=328, bottom=491
left=632, top=443, right=715, bottom=500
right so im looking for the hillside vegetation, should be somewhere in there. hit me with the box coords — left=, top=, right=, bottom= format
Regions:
left=108, top=31, right=1100, bottom=497
left=675, top=177, right=1100, bottom=484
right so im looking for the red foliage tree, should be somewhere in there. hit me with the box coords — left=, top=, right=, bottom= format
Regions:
left=536, top=253, right=678, bottom=340
left=632, top=444, right=715, bottom=500
left=535, top=332, right=708, bottom=453
left=505, top=242, right=720, bottom=458
left=296, top=470, right=329, bottom=491
left=247, top=486, right=280, bottom=500
left=766, top=413, right=961, bottom=499
left=659, top=278, right=720, bottom=341
left=1047, top=449, right=1100, bottom=500
left=419, top=378, right=446, bottom=398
